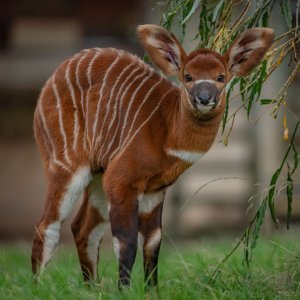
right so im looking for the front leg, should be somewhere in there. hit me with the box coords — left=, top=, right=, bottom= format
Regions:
left=138, top=191, right=165, bottom=287
left=107, top=184, right=139, bottom=288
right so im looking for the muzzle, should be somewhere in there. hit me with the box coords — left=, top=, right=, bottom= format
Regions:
left=189, top=81, right=220, bottom=113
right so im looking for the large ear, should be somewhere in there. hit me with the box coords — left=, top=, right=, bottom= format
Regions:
left=224, top=28, right=274, bottom=77
left=136, top=24, right=187, bottom=77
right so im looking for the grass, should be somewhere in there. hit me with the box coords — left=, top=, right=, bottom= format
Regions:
left=1, top=233, right=300, bottom=299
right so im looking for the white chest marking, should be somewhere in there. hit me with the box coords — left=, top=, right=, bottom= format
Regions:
left=167, top=149, right=206, bottom=164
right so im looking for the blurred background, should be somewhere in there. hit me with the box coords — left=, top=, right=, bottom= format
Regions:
left=0, top=0, right=299, bottom=245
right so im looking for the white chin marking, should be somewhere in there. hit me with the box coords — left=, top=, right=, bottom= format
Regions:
left=196, top=103, right=214, bottom=113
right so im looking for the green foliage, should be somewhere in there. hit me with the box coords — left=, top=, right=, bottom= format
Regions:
left=1, top=238, right=300, bottom=299
left=154, top=0, right=300, bottom=274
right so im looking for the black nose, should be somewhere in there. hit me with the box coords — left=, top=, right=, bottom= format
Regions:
left=197, top=90, right=211, bottom=105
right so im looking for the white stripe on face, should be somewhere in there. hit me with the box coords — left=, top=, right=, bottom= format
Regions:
left=194, top=79, right=216, bottom=85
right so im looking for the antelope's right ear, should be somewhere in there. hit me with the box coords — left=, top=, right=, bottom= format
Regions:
left=136, top=24, right=187, bottom=77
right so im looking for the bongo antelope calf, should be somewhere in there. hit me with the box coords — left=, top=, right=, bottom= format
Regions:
left=31, top=24, right=274, bottom=287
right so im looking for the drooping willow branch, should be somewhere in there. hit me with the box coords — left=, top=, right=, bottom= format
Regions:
left=154, top=0, right=300, bottom=269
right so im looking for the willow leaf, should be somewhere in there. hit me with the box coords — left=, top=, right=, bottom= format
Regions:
left=181, top=0, right=202, bottom=25
left=280, top=0, right=292, bottom=30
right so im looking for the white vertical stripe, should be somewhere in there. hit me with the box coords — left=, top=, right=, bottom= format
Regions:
left=76, top=51, right=89, bottom=114
left=118, top=69, right=154, bottom=147
left=124, top=76, right=163, bottom=144
left=38, top=92, right=71, bottom=173
left=52, top=74, right=72, bottom=167
left=97, top=60, right=135, bottom=157
left=65, top=56, right=80, bottom=151
left=111, top=89, right=172, bottom=160
left=101, top=66, right=149, bottom=161
left=36, top=109, right=52, bottom=157
left=85, top=50, right=101, bottom=150
left=53, top=159, right=71, bottom=173
left=92, top=51, right=120, bottom=145
left=75, top=51, right=89, bottom=152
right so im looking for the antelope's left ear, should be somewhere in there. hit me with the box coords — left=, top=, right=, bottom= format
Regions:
left=136, top=24, right=187, bottom=77
left=224, top=28, right=274, bottom=77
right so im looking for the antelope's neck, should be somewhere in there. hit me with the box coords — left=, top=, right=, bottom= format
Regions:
left=165, top=89, right=224, bottom=159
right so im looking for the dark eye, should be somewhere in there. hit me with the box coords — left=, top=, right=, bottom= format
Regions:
left=217, top=74, right=225, bottom=82
left=185, top=74, right=193, bottom=82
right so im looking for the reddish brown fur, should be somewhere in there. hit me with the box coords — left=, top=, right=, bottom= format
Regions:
left=31, top=24, right=274, bottom=287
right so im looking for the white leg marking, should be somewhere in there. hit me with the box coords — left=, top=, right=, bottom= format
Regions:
left=88, top=174, right=108, bottom=220
left=145, top=229, right=161, bottom=252
left=114, top=89, right=173, bottom=160
left=92, top=51, right=120, bottom=145
left=52, top=75, right=72, bottom=167
left=86, top=223, right=107, bottom=278
left=113, top=237, right=121, bottom=261
left=138, top=232, right=144, bottom=250
left=41, top=221, right=61, bottom=271
left=65, top=56, right=80, bottom=151
left=59, top=166, right=92, bottom=220
left=124, top=76, right=164, bottom=143
left=138, top=191, right=165, bottom=214
left=166, top=149, right=206, bottom=164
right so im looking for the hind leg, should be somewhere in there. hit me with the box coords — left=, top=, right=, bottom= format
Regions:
left=31, top=166, right=92, bottom=275
left=71, top=174, right=108, bottom=281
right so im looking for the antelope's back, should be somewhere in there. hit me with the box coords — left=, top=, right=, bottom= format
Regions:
left=34, top=48, right=177, bottom=173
